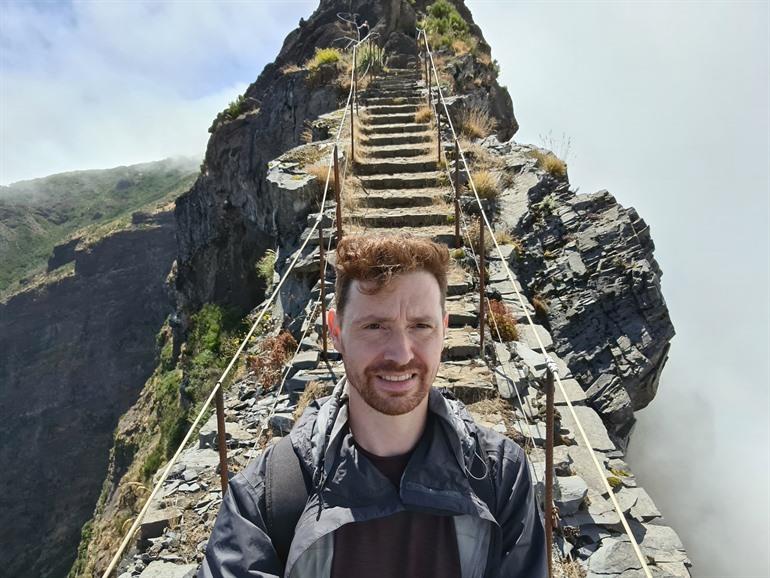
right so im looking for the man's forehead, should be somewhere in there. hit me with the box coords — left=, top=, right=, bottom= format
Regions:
left=347, top=271, right=442, bottom=311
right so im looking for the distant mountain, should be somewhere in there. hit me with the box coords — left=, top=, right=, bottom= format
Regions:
left=0, top=157, right=199, bottom=296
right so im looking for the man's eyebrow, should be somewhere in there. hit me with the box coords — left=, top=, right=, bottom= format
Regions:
left=351, top=314, right=438, bottom=325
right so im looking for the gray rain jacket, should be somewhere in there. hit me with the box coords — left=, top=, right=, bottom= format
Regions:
left=198, top=382, right=546, bottom=578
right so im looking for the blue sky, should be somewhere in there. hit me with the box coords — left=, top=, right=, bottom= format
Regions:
left=2, top=1, right=769, bottom=576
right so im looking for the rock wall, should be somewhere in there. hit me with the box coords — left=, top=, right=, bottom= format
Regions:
left=0, top=209, right=176, bottom=578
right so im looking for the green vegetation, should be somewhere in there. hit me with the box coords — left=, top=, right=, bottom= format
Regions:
left=66, top=521, right=93, bottom=578
left=256, top=249, right=276, bottom=285
left=451, top=248, right=465, bottom=260
left=307, top=47, right=342, bottom=70
left=226, top=94, right=246, bottom=119
left=0, top=158, right=198, bottom=296
left=357, top=43, right=384, bottom=75
left=421, top=0, right=470, bottom=50
left=607, top=476, right=623, bottom=490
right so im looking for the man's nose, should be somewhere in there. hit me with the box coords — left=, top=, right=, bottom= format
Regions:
left=383, top=328, right=413, bottom=366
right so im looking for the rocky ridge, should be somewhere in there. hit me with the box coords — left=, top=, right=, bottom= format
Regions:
left=108, top=65, right=688, bottom=578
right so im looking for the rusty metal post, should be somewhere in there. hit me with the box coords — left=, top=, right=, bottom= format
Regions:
left=354, top=47, right=358, bottom=116
left=545, top=368, right=555, bottom=578
left=428, top=63, right=432, bottom=109
left=214, top=384, right=229, bottom=494
left=453, top=139, right=461, bottom=248
left=334, top=145, right=343, bottom=240
left=436, top=109, right=441, bottom=164
left=479, top=221, right=486, bottom=353
left=319, top=225, right=328, bottom=360
left=349, top=96, right=355, bottom=165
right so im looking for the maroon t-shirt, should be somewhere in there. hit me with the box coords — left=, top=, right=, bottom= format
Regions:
left=330, top=442, right=462, bottom=578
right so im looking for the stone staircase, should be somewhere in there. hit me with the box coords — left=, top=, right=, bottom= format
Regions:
left=116, top=67, right=691, bottom=578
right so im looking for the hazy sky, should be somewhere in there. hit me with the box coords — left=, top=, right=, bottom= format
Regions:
left=2, top=1, right=768, bottom=576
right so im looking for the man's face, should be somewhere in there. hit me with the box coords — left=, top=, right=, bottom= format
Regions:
left=329, top=270, right=448, bottom=416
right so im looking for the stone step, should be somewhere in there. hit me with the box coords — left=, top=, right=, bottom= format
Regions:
left=358, top=171, right=443, bottom=189
left=364, top=143, right=432, bottom=158
left=363, top=96, right=423, bottom=106
left=362, top=132, right=431, bottom=146
left=348, top=206, right=449, bottom=228
left=347, top=224, right=457, bottom=247
left=369, top=81, right=419, bottom=90
left=365, top=103, right=420, bottom=115
left=362, top=88, right=419, bottom=99
left=355, top=188, right=445, bottom=209
left=447, top=265, right=472, bottom=296
left=435, top=361, right=496, bottom=403
left=365, top=112, right=421, bottom=126
left=362, top=122, right=430, bottom=136
left=442, top=328, right=480, bottom=360
left=354, top=158, right=438, bottom=175
left=446, top=294, right=479, bottom=328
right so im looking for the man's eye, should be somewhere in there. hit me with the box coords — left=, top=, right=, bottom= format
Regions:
left=364, top=323, right=381, bottom=330
left=415, top=323, right=432, bottom=329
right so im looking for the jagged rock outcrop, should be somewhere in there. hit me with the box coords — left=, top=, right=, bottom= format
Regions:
left=483, top=138, right=675, bottom=448
left=0, top=209, right=177, bottom=578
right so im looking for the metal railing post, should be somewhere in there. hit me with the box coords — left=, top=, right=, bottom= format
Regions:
left=437, top=109, right=441, bottom=164
left=334, top=145, right=343, bottom=240
left=354, top=46, right=358, bottom=116
left=214, top=385, right=229, bottom=494
left=454, top=139, right=461, bottom=248
left=349, top=95, right=355, bottom=165
left=545, top=368, right=555, bottom=578
left=479, top=222, right=486, bottom=353
left=319, top=225, right=328, bottom=360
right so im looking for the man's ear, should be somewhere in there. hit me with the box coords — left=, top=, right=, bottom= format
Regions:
left=327, top=309, right=343, bottom=353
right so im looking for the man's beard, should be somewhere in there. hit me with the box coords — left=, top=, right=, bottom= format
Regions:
left=348, top=359, right=433, bottom=416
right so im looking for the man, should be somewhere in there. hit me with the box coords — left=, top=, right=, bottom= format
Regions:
left=199, top=235, right=546, bottom=578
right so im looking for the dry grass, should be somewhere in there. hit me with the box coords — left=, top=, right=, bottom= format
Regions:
left=451, top=38, right=473, bottom=55
left=459, top=137, right=505, bottom=171
left=293, top=380, right=331, bottom=421
left=554, top=557, right=587, bottom=578
left=415, top=104, right=433, bottom=123
left=246, top=331, right=298, bottom=389
left=306, top=162, right=331, bottom=194
left=466, top=218, right=492, bottom=256
left=528, top=150, right=567, bottom=178
left=471, top=169, right=499, bottom=200
left=458, top=102, right=496, bottom=139
left=532, top=294, right=549, bottom=317
left=280, top=63, right=302, bottom=74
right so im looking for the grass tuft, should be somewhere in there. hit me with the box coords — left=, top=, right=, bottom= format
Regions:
left=472, top=170, right=499, bottom=200
left=458, top=102, right=496, bottom=139
left=306, top=47, right=342, bottom=70
left=415, top=104, right=433, bottom=123
left=528, top=150, right=567, bottom=178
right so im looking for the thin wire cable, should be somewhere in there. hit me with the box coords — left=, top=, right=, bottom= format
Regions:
left=102, top=38, right=368, bottom=578
left=417, top=28, right=653, bottom=577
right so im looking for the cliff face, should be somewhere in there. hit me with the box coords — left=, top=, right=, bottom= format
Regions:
left=0, top=209, right=176, bottom=578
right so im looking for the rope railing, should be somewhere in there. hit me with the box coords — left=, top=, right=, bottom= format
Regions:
left=416, top=27, right=653, bottom=578
left=101, top=34, right=374, bottom=578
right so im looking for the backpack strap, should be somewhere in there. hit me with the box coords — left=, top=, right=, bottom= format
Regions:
left=265, top=435, right=311, bottom=566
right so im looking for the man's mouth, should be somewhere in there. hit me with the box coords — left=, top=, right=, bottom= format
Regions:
left=378, top=373, right=416, bottom=382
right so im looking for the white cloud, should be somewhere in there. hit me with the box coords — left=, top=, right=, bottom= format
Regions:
left=0, top=0, right=316, bottom=184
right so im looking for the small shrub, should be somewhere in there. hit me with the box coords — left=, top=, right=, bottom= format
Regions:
left=414, top=104, right=433, bottom=123
left=487, top=299, right=519, bottom=342
left=447, top=213, right=455, bottom=224
left=256, top=249, right=276, bottom=285
left=532, top=294, right=549, bottom=317
left=422, top=0, right=470, bottom=50
left=226, top=94, right=245, bottom=119
left=607, top=476, right=623, bottom=490
left=528, top=150, right=567, bottom=178
left=494, top=230, right=513, bottom=245
left=451, top=248, right=465, bottom=260
left=458, top=102, right=496, bottom=139
left=472, top=170, right=499, bottom=200
left=307, top=47, right=342, bottom=70
left=246, top=331, right=298, bottom=389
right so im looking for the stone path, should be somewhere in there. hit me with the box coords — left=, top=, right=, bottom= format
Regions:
left=118, top=68, right=690, bottom=578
